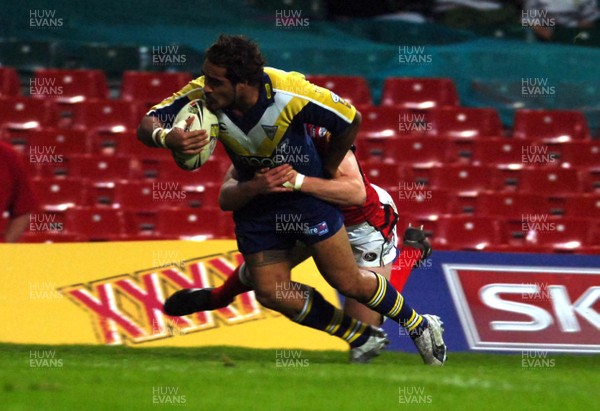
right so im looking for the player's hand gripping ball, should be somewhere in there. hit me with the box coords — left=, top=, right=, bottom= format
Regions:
left=171, top=99, right=219, bottom=170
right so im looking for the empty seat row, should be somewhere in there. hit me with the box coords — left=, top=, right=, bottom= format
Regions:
left=392, top=190, right=600, bottom=220
left=3, top=128, right=230, bottom=160
left=21, top=207, right=235, bottom=242
left=0, top=96, right=594, bottom=144
left=32, top=179, right=222, bottom=212
left=0, top=68, right=192, bottom=107
left=363, top=163, right=600, bottom=195
left=32, top=175, right=600, bottom=221
left=20, top=153, right=227, bottom=184
left=357, top=106, right=592, bottom=141
left=2, top=67, right=459, bottom=109
left=20, top=207, right=600, bottom=254
left=356, top=136, right=600, bottom=168
left=396, top=215, right=600, bottom=254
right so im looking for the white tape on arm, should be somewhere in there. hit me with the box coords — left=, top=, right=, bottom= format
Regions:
left=294, top=173, right=305, bottom=191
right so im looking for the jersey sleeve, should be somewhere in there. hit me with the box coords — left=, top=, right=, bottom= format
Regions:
left=294, top=80, right=357, bottom=136
left=268, top=69, right=357, bottom=137
left=146, top=76, right=206, bottom=128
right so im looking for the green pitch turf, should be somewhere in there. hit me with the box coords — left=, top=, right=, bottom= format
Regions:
left=1, top=343, right=598, bottom=411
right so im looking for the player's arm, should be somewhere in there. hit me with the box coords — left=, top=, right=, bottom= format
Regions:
left=219, top=164, right=294, bottom=211
left=136, top=80, right=210, bottom=154
left=295, top=80, right=362, bottom=178
left=4, top=213, right=30, bottom=243
left=289, top=150, right=366, bottom=207
left=137, top=116, right=209, bottom=155
left=322, top=111, right=361, bottom=178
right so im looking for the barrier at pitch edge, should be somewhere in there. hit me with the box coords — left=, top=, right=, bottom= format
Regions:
left=382, top=250, right=600, bottom=354
left=0, top=241, right=346, bottom=351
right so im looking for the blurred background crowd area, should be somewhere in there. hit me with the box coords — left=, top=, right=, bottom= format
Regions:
left=1, top=0, right=598, bottom=130
left=1, top=0, right=600, bottom=248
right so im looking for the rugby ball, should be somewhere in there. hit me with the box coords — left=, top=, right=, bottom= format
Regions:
left=171, top=99, right=219, bottom=171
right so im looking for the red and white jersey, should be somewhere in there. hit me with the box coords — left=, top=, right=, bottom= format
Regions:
left=305, top=124, right=398, bottom=242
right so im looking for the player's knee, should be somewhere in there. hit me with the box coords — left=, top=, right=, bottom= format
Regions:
left=334, top=279, right=362, bottom=299
left=253, top=288, right=280, bottom=310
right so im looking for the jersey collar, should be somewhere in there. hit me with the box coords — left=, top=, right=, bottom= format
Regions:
left=223, top=72, right=275, bottom=134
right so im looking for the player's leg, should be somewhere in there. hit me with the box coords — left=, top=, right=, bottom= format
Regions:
left=244, top=248, right=388, bottom=362
left=163, top=244, right=311, bottom=315
left=340, top=225, right=432, bottom=327
left=342, top=264, right=391, bottom=327
left=341, top=203, right=399, bottom=327
left=308, top=225, right=446, bottom=365
left=211, top=242, right=311, bottom=307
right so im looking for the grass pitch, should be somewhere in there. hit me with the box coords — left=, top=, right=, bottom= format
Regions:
left=1, top=343, right=598, bottom=411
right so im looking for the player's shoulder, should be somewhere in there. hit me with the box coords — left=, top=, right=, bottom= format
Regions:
left=178, top=76, right=206, bottom=100
left=265, top=67, right=315, bottom=96
left=265, top=67, right=355, bottom=114
left=148, top=76, right=205, bottom=113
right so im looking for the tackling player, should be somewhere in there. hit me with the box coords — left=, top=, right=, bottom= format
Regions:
left=165, top=124, right=432, bottom=328
left=137, top=34, right=446, bottom=365
left=165, top=147, right=441, bottom=363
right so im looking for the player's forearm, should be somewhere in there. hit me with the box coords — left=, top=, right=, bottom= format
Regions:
left=137, top=115, right=163, bottom=148
left=323, top=111, right=361, bottom=177
left=300, top=175, right=366, bottom=207
left=219, top=179, right=262, bottom=211
left=4, top=213, right=30, bottom=243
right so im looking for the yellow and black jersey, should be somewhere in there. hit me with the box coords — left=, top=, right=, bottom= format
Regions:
left=148, top=67, right=357, bottom=182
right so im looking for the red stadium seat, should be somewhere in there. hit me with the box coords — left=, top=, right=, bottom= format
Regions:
left=31, top=69, right=108, bottom=103
left=64, top=154, right=135, bottom=183
left=28, top=128, right=89, bottom=155
left=512, top=109, right=591, bottom=142
left=88, top=130, right=137, bottom=156
left=429, top=216, right=503, bottom=251
left=122, top=209, right=161, bottom=238
left=84, top=184, right=118, bottom=208
left=357, top=106, right=406, bottom=139
left=0, top=67, right=22, bottom=97
left=474, top=192, right=552, bottom=218
left=355, top=136, right=401, bottom=161
left=561, top=194, right=600, bottom=219
left=114, top=181, right=156, bottom=211
left=115, top=180, right=221, bottom=211
left=381, top=77, right=459, bottom=109
left=518, top=168, right=583, bottom=196
left=429, top=165, right=500, bottom=194
left=471, top=138, right=536, bottom=169
left=426, top=107, right=503, bottom=139
left=360, top=161, right=403, bottom=191
left=515, top=217, right=593, bottom=252
left=120, top=71, right=193, bottom=108
left=581, top=169, right=600, bottom=193
left=390, top=137, right=451, bottom=168
left=182, top=184, right=221, bottom=209
left=64, top=207, right=126, bottom=241
left=31, top=178, right=86, bottom=211
left=394, top=188, right=455, bottom=220
left=306, top=75, right=373, bottom=106
left=70, top=99, right=141, bottom=133
left=0, top=96, right=57, bottom=131
left=3, top=128, right=87, bottom=157
left=559, top=140, right=600, bottom=169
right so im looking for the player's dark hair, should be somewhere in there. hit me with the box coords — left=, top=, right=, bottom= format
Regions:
left=205, top=34, right=265, bottom=86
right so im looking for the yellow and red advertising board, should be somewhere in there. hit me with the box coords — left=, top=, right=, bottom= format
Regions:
left=0, top=240, right=346, bottom=351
